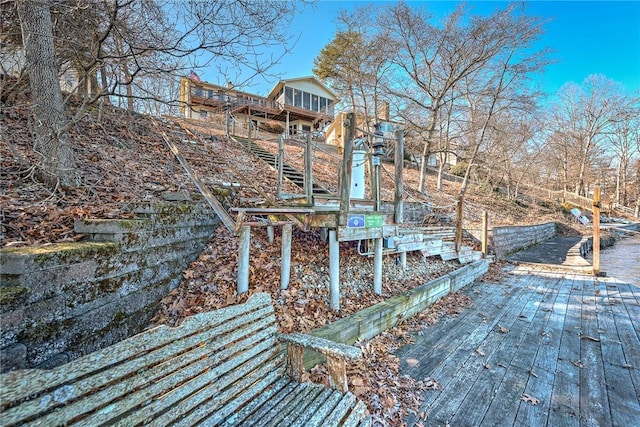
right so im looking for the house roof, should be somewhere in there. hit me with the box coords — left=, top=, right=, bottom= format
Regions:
left=266, top=76, right=339, bottom=101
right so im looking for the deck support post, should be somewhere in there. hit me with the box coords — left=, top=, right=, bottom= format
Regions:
left=277, top=135, right=284, bottom=197
left=237, top=225, right=251, bottom=294
left=593, top=185, right=601, bottom=276
left=281, top=223, right=292, bottom=290
left=305, top=133, right=314, bottom=204
left=267, top=225, right=275, bottom=244
left=373, top=237, right=383, bottom=295
left=329, top=229, right=340, bottom=311
left=455, top=196, right=463, bottom=252
left=395, top=130, right=406, bottom=269
left=481, top=211, right=488, bottom=258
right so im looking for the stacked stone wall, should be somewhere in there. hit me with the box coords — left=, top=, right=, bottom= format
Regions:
left=492, top=222, right=556, bottom=259
left=0, top=203, right=219, bottom=372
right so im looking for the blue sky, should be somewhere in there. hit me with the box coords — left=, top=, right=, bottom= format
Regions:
left=199, top=1, right=640, bottom=99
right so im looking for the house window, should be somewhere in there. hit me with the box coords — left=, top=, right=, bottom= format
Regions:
left=285, top=87, right=294, bottom=105
left=194, top=86, right=203, bottom=97
left=294, top=89, right=302, bottom=108
left=327, top=100, right=335, bottom=116
left=311, top=94, right=319, bottom=112
left=320, top=97, right=327, bottom=114
left=208, top=89, right=214, bottom=98
left=302, top=125, right=311, bottom=132
left=199, top=110, right=208, bottom=119
left=303, top=92, right=311, bottom=110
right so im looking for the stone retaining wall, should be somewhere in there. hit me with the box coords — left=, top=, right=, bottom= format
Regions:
left=0, top=203, right=219, bottom=372
left=492, top=222, right=556, bottom=259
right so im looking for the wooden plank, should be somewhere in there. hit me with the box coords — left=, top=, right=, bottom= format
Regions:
left=342, top=401, right=370, bottom=427
left=1, top=298, right=277, bottom=425
left=514, top=273, right=567, bottom=427
left=303, top=390, right=344, bottom=427
left=546, top=273, right=584, bottom=426
left=82, top=336, right=281, bottom=426
left=150, top=351, right=285, bottom=426
left=280, top=333, right=362, bottom=360
left=288, top=388, right=334, bottom=427
left=578, top=276, right=613, bottom=427
left=239, top=381, right=299, bottom=425
left=479, top=272, right=560, bottom=427
left=425, top=272, right=555, bottom=426
left=337, top=226, right=383, bottom=242
left=444, top=272, right=553, bottom=425
left=595, top=281, right=640, bottom=425
left=219, top=377, right=291, bottom=427
left=159, top=126, right=236, bottom=233
left=275, top=385, right=326, bottom=426
left=402, top=278, right=531, bottom=427
left=261, top=383, right=320, bottom=427
left=323, top=392, right=358, bottom=426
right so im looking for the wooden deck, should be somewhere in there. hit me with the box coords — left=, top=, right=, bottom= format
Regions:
left=397, top=264, right=640, bottom=426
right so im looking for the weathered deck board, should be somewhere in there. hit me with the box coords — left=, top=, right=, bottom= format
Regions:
left=397, top=265, right=640, bottom=427
left=547, top=273, right=584, bottom=426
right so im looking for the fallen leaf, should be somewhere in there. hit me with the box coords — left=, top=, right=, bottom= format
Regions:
left=497, top=324, right=509, bottom=334
left=521, top=393, right=539, bottom=405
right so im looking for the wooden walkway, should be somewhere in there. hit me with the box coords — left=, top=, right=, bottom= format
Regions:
left=397, top=264, right=640, bottom=426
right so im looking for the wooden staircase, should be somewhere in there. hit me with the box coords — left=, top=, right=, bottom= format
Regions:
left=232, top=135, right=333, bottom=196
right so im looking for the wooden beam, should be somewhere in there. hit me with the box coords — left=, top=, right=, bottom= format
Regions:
left=157, top=125, right=236, bottom=234
left=237, top=225, right=251, bottom=294
left=338, top=113, right=355, bottom=226
left=394, top=130, right=404, bottom=224
left=305, top=132, right=313, bottom=204
left=482, top=211, right=488, bottom=258
left=593, top=185, right=601, bottom=276
left=329, top=229, right=340, bottom=311
left=455, top=196, right=463, bottom=252
left=281, top=223, right=292, bottom=290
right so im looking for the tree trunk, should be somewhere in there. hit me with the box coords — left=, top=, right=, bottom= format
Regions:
left=17, top=0, right=79, bottom=188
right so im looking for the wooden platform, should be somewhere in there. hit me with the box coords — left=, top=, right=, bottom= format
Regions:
left=397, top=264, right=640, bottom=426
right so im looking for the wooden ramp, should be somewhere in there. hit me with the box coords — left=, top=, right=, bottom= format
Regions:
left=397, top=264, right=640, bottom=426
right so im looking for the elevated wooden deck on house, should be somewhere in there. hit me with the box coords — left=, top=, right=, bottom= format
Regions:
left=397, top=264, right=640, bottom=426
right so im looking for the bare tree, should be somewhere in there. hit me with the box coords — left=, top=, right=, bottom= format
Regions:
left=550, top=75, right=628, bottom=196
left=16, top=0, right=80, bottom=188
left=6, top=0, right=306, bottom=187
left=314, top=5, right=393, bottom=127
left=609, top=100, right=640, bottom=206
left=376, top=2, right=549, bottom=194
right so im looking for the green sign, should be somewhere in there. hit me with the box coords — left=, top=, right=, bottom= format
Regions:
left=365, top=214, right=383, bottom=228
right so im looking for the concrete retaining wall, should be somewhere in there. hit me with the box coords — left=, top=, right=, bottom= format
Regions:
left=0, top=203, right=219, bottom=372
left=305, top=259, right=490, bottom=367
left=492, top=222, right=556, bottom=259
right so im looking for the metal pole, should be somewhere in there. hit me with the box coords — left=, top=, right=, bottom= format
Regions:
left=281, top=223, right=292, bottom=290
left=329, top=229, right=340, bottom=311
left=373, top=237, right=383, bottom=295
left=237, top=225, right=251, bottom=294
